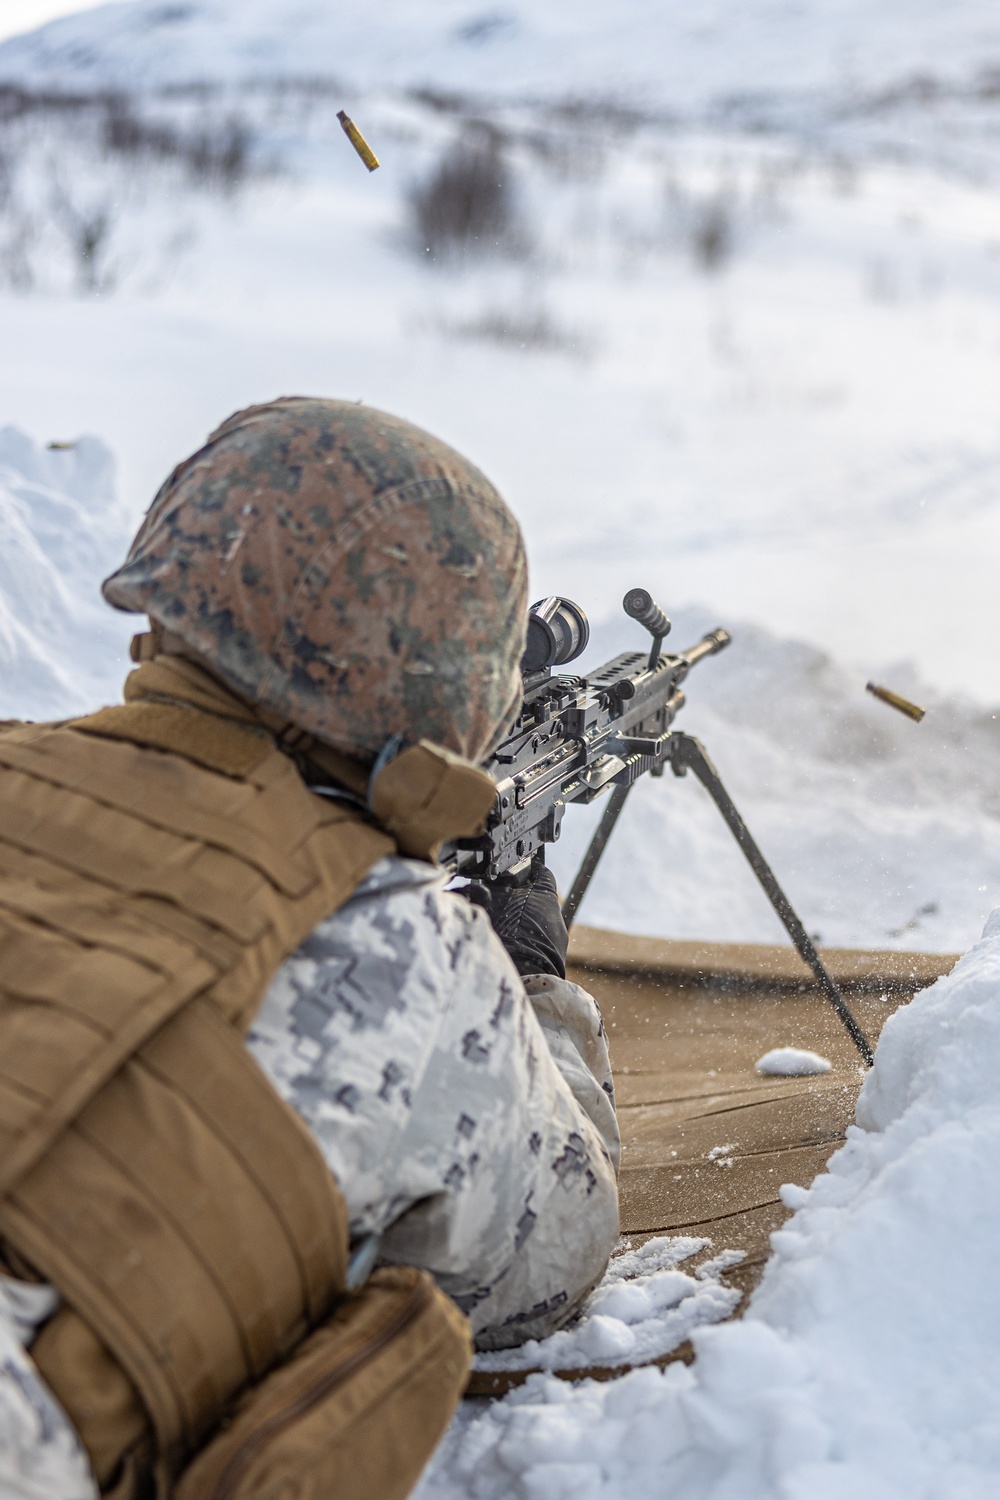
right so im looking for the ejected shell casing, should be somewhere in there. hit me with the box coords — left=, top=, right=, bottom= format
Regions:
left=866, top=681, right=926, bottom=722
left=337, top=110, right=380, bottom=172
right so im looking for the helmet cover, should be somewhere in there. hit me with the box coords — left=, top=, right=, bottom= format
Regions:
left=102, top=398, right=528, bottom=763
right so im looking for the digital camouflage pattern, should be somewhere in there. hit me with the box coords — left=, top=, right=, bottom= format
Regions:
left=0, top=1278, right=97, bottom=1500
left=102, top=398, right=528, bottom=763
left=246, top=853, right=620, bottom=1350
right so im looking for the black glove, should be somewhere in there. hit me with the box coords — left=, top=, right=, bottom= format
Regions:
left=466, top=857, right=568, bottom=980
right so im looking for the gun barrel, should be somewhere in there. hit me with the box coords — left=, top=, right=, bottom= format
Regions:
left=677, top=628, right=731, bottom=669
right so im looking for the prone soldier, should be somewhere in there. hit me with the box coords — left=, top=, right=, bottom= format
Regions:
left=0, top=398, right=620, bottom=1500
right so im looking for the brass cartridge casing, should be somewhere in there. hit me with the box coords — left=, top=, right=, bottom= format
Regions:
left=337, top=110, right=380, bottom=172
left=866, top=681, right=926, bottom=722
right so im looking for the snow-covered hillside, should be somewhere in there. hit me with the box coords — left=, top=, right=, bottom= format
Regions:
left=0, top=84, right=998, bottom=690
left=4, top=0, right=1000, bottom=111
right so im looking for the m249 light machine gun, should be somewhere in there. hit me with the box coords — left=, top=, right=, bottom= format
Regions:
left=451, top=590, right=874, bottom=1066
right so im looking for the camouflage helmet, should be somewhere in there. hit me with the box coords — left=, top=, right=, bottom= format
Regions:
left=102, top=398, right=528, bottom=764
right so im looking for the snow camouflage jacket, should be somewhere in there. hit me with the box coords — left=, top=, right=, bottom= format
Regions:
left=246, top=854, right=621, bottom=1348
left=0, top=855, right=620, bottom=1500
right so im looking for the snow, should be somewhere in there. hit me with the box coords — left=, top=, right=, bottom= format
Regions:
left=755, top=1047, right=833, bottom=1076
left=416, top=916, right=1000, bottom=1499
left=2, top=1, right=1000, bottom=1490
left=473, top=1239, right=743, bottom=1376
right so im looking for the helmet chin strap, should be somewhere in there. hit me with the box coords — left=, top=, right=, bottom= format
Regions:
left=130, top=623, right=212, bottom=668
left=367, top=733, right=407, bottom=808
left=127, top=627, right=498, bottom=862
left=129, top=625, right=379, bottom=795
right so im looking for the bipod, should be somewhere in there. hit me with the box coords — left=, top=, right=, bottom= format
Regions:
left=562, top=730, right=874, bottom=1067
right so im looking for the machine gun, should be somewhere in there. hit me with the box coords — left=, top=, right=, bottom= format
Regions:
left=450, top=589, right=874, bottom=1066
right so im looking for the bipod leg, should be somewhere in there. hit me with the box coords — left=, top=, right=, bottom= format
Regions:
left=562, top=783, right=632, bottom=931
left=670, top=732, right=874, bottom=1067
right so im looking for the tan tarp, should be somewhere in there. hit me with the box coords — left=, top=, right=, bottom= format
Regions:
left=467, top=928, right=956, bottom=1395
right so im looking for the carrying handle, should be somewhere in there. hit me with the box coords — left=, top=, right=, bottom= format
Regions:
left=623, top=589, right=672, bottom=671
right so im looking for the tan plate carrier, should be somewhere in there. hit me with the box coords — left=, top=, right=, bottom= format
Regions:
left=0, top=658, right=487, bottom=1498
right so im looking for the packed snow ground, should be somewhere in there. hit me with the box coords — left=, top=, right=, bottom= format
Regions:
left=472, top=1239, right=743, bottom=1377
left=415, top=919, right=1000, bottom=1500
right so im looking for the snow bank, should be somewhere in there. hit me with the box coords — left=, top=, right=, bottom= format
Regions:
left=0, top=426, right=135, bottom=720
left=548, top=604, right=1000, bottom=953
left=418, top=916, right=1000, bottom=1499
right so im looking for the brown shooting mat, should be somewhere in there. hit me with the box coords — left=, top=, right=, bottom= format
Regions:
left=466, top=929, right=956, bottom=1397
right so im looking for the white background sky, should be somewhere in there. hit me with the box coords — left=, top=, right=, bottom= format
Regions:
left=0, top=0, right=104, bottom=43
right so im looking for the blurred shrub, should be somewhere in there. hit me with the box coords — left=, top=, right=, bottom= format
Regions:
left=691, top=197, right=735, bottom=271
left=0, top=85, right=258, bottom=292
left=664, top=180, right=755, bottom=274
left=49, top=180, right=114, bottom=293
left=409, top=131, right=528, bottom=261
left=103, top=95, right=250, bottom=188
left=434, top=302, right=596, bottom=358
